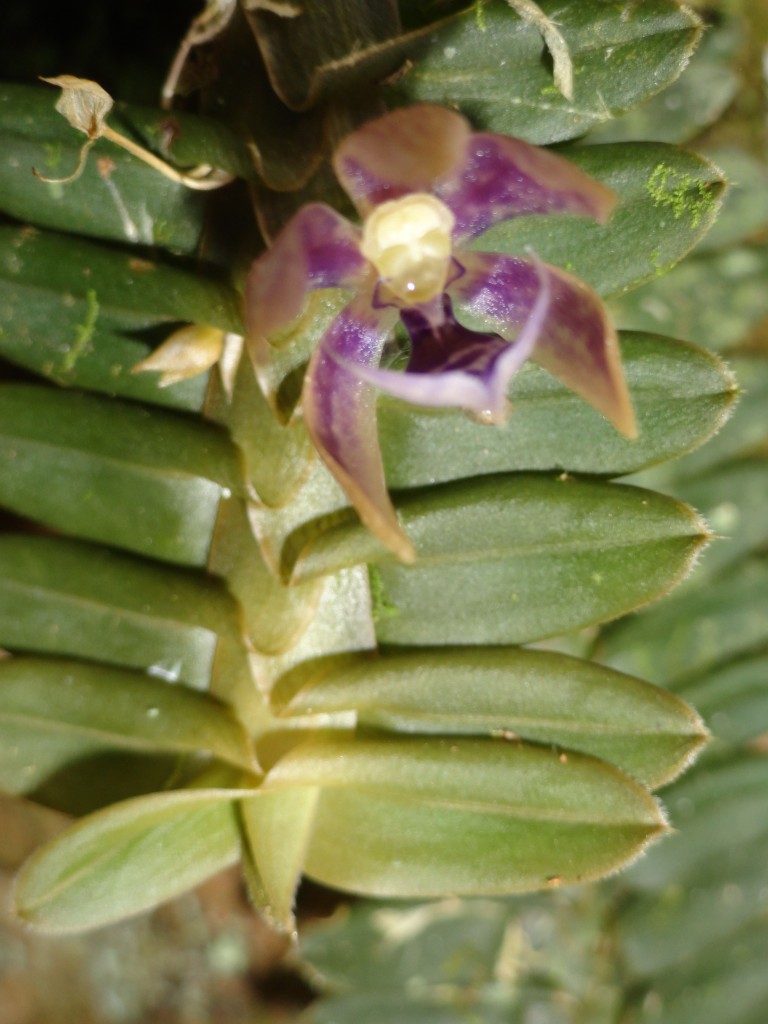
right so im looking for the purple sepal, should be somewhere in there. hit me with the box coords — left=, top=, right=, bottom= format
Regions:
left=244, top=203, right=368, bottom=362
left=453, top=253, right=636, bottom=436
left=303, top=288, right=415, bottom=561
left=436, top=133, right=617, bottom=243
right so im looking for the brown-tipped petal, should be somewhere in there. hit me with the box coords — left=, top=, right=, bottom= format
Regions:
left=452, top=252, right=635, bottom=438
left=302, top=290, right=415, bottom=563
left=531, top=266, right=636, bottom=438
left=333, top=104, right=471, bottom=216
left=244, top=203, right=367, bottom=365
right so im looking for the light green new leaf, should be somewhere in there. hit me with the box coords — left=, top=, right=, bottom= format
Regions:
left=12, top=787, right=246, bottom=932
left=0, top=85, right=208, bottom=251
left=379, top=333, right=736, bottom=487
left=475, top=144, right=724, bottom=298
left=599, top=556, right=768, bottom=686
left=263, top=735, right=668, bottom=897
left=274, top=647, right=708, bottom=789
left=0, top=535, right=237, bottom=691
left=0, top=385, right=240, bottom=565
left=287, top=475, right=707, bottom=645
left=391, top=0, right=703, bottom=144
left=0, top=657, right=255, bottom=799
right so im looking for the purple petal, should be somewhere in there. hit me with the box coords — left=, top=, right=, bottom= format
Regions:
left=434, top=133, right=617, bottom=243
left=333, top=105, right=470, bottom=216
left=451, top=252, right=636, bottom=436
left=349, top=270, right=550, bottom=421
left=302, top=288, right=415, bottom=562
left=244, top=203, right=368, bottom=364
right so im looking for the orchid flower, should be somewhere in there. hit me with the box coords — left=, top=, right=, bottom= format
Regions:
left=245, top=105, right=635, bottom=563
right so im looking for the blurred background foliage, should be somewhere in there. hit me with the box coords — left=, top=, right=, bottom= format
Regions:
left=1, top=0, right=767, bottom=1022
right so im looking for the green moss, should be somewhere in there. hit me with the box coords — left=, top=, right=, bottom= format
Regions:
left=368, top=565, right=399, bottom=622
left=645, top=164, right=717, bottom=230
left=61, top=288, right=99, bottom=374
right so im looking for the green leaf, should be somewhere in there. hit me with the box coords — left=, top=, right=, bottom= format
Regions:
left=209, top=498, right=325, bottom=656
left=676, top=653, right=768, bottom=748
left=0, top=224, right=242, bottom=402
left=627, top=753, right=768, bottom=892
left=0, top=535, right=238, bottom=691
left=12, top=787, right=245, bottom=931
left=302, top=993, right=514, bottom=1024
left=619, top=853, right=768, bottom=979
left=672, top=457, right=768, bottom=578
left=0, top=85, right=206, bottom=252
left=598, top=556, right=768, bottom=686
left=110, top=98, right=254, bottom=183
left=623, top=918, right=768, bottom=1024
left=0, top=384, right=240, bottom=565
left=244, top=0, right=404, bottom=111
left=0, top=656, right=255, bottom=799
left=391, top=0, right=703, bottom=144
left=0, top=222, right=242, bottom=329
left=610, top=244, right=768, bottom=350
left=378, top=333, right=736, bottom=488
left=300, top=896, right=511, bottom=993
left=587, top=14, right=741, bottom=144
left=206, top=351, right=314, bottom=507
left=274, top=647, right=708, bottom=789
left=641, top=354, right=767, bottom=482
left=696, top=147, right=768, bottom=251
left=264, top=735, right=668, bottom=896
left=474, top=143, right=725, bottom=298
left=287, top=475, right=707, bottom=645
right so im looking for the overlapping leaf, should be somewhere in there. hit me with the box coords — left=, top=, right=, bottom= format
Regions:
left=0, top=535, right=237, bottom=690
left=0, top=656, right=255, bottom=797
left=12, top=785, right=246, bottom=931
left=0, top=85, right=212, bottom=251
left=261, top=735, right=668, bottom=897
left=379, top=333, right=736, bottom=487
left=0, top=385, right=240, bottom=564
left=284, top=475, right=707, bottom=645
left=599, top=556, right=768, bottom=686
left=475, top=143, right=724, bottom=297
left=273, top=647, right=707, bottom=789
left=391, top=0, right=703, bottom=144
left=0, top=224, right=241, bottom=405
